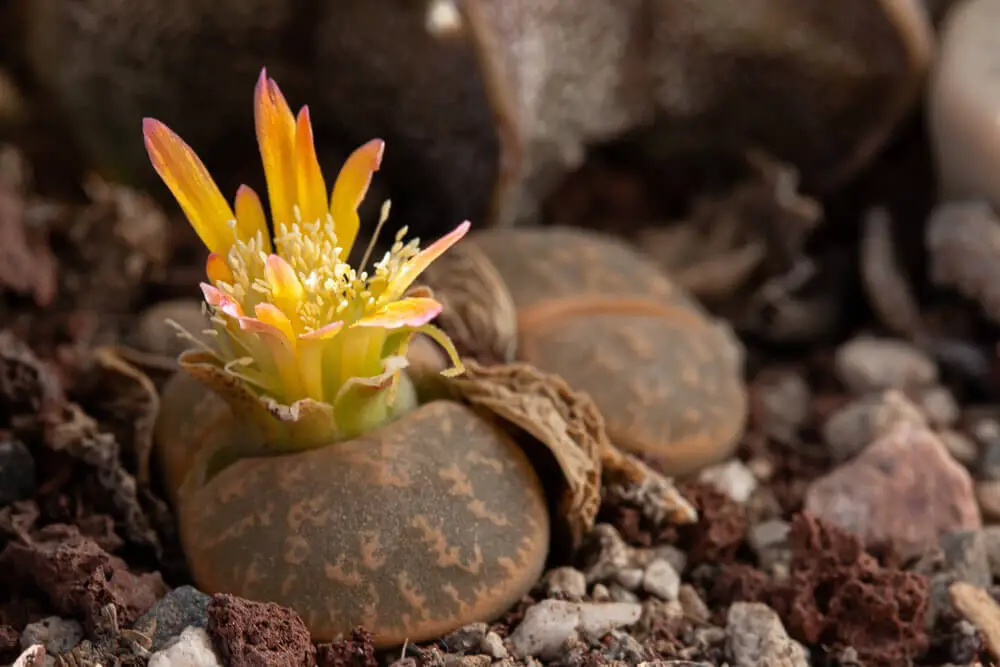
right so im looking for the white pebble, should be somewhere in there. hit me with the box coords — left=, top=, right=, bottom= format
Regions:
left=642, top=559, right=681, bottom=601
left=698, top=459, right=759, bottom=503
left=507, top=600, right=642, bottom=660
left=148, top=627, right=222, bottom=667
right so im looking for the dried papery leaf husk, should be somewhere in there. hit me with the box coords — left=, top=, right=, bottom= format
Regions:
left=419, top=240, right=518, bottom=364
left=444, top=359, right=697, bottom=542
left=420, top=226, right=748, bottom=477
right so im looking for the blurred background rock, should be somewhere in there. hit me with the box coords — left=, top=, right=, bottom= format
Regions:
left=1, top=0, right=938, bottom=240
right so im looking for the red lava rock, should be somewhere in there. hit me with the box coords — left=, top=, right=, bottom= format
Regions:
left=706, top=514, right=930, bottom=667
left=207, top=593, right=316, bottom=667
left=674, top=482, right=749, bottom=565
left=0, top=524, right=164, bottom=634
left=605, top=481, right=748, bottom=563
left=316, top=627, right=378, bottom=667
left=804, top=419, right=980, bottom=558
left=777, top=514, right=929, bottom=667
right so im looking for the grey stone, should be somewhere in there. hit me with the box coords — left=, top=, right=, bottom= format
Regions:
left=507, top=600, right=642, bottom=660
left=20, top=617, right=82, bottom=656
left=834, top=337, right=938, bottom=394
left=543, top=567, right=587, bottom=600
left=134, top=586, right=211, bottom=652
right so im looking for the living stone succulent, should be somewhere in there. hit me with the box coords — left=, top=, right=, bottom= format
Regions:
left=18, top=0, right=933, bottom=233
left=420, top=227, right=749, bottom=477
left=147, top=69, right=693, bottom=646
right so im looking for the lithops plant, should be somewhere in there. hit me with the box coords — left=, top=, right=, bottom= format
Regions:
left=20, top=0, right=932, bottom=231
left=420, top=226, right=749, bottom=477
left=146, top=70, right=692, bottom=646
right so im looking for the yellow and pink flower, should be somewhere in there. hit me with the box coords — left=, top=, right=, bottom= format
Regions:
left=143, top=68, right=466, bottom=444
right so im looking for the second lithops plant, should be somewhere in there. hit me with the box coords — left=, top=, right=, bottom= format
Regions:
left=145, top=68, right=693, bottom=647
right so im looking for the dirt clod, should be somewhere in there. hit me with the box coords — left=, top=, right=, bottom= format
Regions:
left=0, top=524, right=164, bottom=634
left=315, top=627, right=378, bottom=667
left=206, top=593, right=316, bottom=667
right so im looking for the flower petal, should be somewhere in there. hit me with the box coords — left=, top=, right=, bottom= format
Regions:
left=254, top=68, right=298, bottom=230
left=299, top=320, right=345, bottom=341
left=355, top=297, right=442, bottom=328
left=264, top=254, right=304, bottom=322
left=234, top=185, right=273, bottom=253
left=200, top=283, right=244, bottom=318
left=330, top=139, right=384, bottom=255
left=384, top=220, right=470, bottom=301
left=143, top=118, right=235, bottom=254
left=294, top=107, right=328, bottom=226
left=205, top=253, right=235, bottom=285
left=253, top=303, right=297, bottom=346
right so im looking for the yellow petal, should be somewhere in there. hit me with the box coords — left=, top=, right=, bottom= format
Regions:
left=253, top=303, right=297, bottom=348
left=294, top=107, right=328, bottom=226
left=254, top=68, right=298, bottom=230
left=205, top=253, right=235, bottom=285
left=143, top=118, right=235, bottom=254
left=330, top=139, right=384, bottom=255
left=234, top=185, right=273, bottom=253
left=299, top=320, right=345, bottom=341
left=356, top=297, right=442, bottom=328
left=264, top=254, right=304, bottom=324
left=385, top=220, right=470, bottom=301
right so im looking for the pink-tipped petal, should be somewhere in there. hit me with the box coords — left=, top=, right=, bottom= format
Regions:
left=252, top=303, right=297, bottom=345
left=385, top=220, right=470, bottom=301
left=200, top=283, right=244, bottom=318
left=264, top=254, right=304, bottom=303
left=355, top=297, right=443, bottom=328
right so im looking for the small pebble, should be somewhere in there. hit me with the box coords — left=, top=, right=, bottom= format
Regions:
left=918, top=386, right=961, bottom=428
left=751, top=369, right=811, bottom=445
left=805, top=419, right=981, bottom=557
left=749, top=519, right=792, bottom=572
left=0, top=437, right=36, bottom=505
left=442, top=623, right=487, bottom=653
left=726, top=602, right=809, bottom=667
left=929, top=530, right=992, bottom=626
left=607, top=584, right=640, bottom=603
left=641, top=559, right=680, bottom=602
left=135, top=586, right=212, bottom=652
left=480, top=632, right=508, bottom=660
left=835, top=336, right=938, bottom=394
left=678, top=584, right=710, bottom=623
left=614, top=568, right=644, bottom=591
left=506, top=600, right=642, bottom=660
left=148, top=626, right=222, bottom=667
left=582, top=524, right=632, bottom=584
left=543, top=567, right=587, bottom=600
left=821, top=390, right=925, bottom=462
left=20, top=617, right=82, bottom=656
left=950, top=582, right=1000, bottom=660
left=697, top=459, right=758, bottom=504
left=633, top=544, right=687, bottom=575
left=939, top=430, right=979, bottom=467
left=591, top=584, right=611, bottom=602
